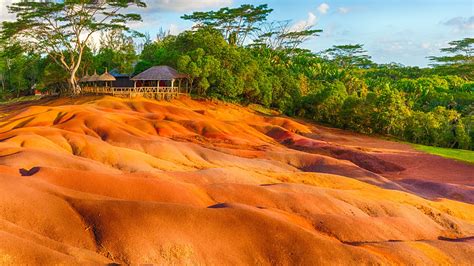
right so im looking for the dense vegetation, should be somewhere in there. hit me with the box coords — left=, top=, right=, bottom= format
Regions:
left=1, top=3, right=472, bottom=150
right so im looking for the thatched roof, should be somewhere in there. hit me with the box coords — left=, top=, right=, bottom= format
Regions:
left=98, top=70, right=116, bottom=81
left=131, top=66, right=188, bottom=81
left=79, top=74, right=90, bottom=83
left=89, top=71, right=100, bottom=82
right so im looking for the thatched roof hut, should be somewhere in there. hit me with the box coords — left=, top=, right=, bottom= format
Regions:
left=88, top=71, right=100, bottom=82
left=79, top=74, right=90, bottom=83
left=98, top=70, right=116, bottom=82
left=131, top=66, right=187, bottom=81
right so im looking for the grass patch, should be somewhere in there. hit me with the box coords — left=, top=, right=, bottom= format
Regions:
left=0, top=95, right=43, bottom=105
left=247, top=103, right=280, bottom=116
left=414, top=144, right=474, bottom=164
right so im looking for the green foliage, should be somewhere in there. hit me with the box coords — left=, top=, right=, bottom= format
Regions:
left=301, top=81, right=348, bottom=125
left=429, top=38, right=474, bottom=79
left=1, top=0, right=145, bottom=94
left=0, top=44, right=43, bottom=98
left=182, top=4, right=273, bottom=46
left=320, top=44, right=374, bottom=69
left=94, top=30, right=138, bottom=74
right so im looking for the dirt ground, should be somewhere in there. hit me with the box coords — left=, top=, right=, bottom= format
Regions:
left=0, top=96, right=472, bottom=264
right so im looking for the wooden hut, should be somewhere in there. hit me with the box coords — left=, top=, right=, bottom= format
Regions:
left=89, top=71, right=100, bottom=84
left=79, top=66, right=189, bottom=99
left=130, top=66, right=188, bottom=99
left=82, top=71, right=100, bottom=94
left=98, top=69, right=116, bottom=87
left=79, top=73, right=90, bottom=84
left=88, top=69, right=115, bottom=94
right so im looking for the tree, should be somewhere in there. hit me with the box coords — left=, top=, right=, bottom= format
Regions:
left=320, top=44, right=374, bottom=69
left=429, top=38, right=474, bottom=79
left=369, top=84, right=410, bottom=136
left=253, top=20, right=322, bottom=56
left=0, top=42, right=42, bottom=97
left=177, top=49, right=219, bottom=95
left=95, top=29, right=137, bottom=74
left=430, top=38, right=473, bottom=65
left=1, top=0, right=145, bottom=95
left=301, top=81, right=348, bottom=125
left=182, top=4, right=273, bottom=46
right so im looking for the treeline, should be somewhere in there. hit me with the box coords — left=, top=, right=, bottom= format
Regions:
left=0, top=29, right=138, bottom=96
left=0, top=3, right=472, bottom=150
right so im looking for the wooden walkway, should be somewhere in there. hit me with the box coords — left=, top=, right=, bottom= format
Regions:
left=82, top=86, right=187, bottom=100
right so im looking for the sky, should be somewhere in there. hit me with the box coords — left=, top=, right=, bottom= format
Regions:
left=1, top=0, right=473, bottom=66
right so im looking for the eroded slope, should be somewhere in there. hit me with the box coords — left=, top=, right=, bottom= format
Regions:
left=0, top=96, right=473, bottom=264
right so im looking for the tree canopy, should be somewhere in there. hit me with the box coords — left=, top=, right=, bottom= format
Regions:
left=1, top=0, right=145, bottom=94
left=320, top=44, right=374, bottom=68
left=182, top=4, right=273, bottom=46
left=429, top=38, right=474, bottom=79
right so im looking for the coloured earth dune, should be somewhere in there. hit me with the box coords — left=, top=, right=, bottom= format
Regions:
left=0, top=96, right=473, bottom=264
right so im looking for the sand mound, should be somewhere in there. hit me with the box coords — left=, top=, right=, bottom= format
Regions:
left=0, top=96, right=473, bottom=264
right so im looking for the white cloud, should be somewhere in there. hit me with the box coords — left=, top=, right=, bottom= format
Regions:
left=291, top=12, right=317, bottom=32
left=169, top=23, right=181, bottom=35
left=317, top=3, right=330, bottom=14
left=338, top=7, right=350, bottom=14
left=443, top=16, right=474, bottom=32
left=421, top=42, right=431, bottom=49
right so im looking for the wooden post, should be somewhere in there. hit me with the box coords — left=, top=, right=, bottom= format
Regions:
left=171, top=79, right=175, bottom=98
left=131, top=81, right=135, bottom=98
left=157, top=80, right=160, bottom=100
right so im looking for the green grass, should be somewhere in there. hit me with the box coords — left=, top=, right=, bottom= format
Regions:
left=414, top=144, right=474, bottom=164
left=247, top=103, right=280, bottom=116
left=0, top=95, right=43, bottom=105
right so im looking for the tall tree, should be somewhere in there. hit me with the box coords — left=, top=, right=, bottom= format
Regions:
left=182, top=4, right=273, bottom=46
left=253, top=20, right=322, bottom=54
left=429, top=38, right=474, bottom=79
left=320, top=44, right=374, bottom=69
left=95, top=29, right=137, bottom=74
left=430, top=38, right=474, bottom=64
left=1, top=0, right=145, bottom=95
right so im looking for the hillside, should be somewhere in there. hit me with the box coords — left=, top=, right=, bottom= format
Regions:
left=0, top=96, right=473, bottom=264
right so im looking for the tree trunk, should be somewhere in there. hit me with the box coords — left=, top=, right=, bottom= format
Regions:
left=1, top=78, right=4, bottom=95
left=68, top=69, right=80, bottom=95
left=188, top=79, right=194, bottom=94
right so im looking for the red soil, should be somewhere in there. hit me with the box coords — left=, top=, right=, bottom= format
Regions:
left=0, top=96, right=473, bottom=264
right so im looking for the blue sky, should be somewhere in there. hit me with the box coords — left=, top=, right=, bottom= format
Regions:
left=1, top=0, right=473, bottom=66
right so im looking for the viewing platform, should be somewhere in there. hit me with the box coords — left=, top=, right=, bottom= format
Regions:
left=79, top=66, right=189, bottom=100
left=81, top=86, right=186, bottom=100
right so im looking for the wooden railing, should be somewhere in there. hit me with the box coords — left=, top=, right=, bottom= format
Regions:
left=81, top=86, right=187, bottom=100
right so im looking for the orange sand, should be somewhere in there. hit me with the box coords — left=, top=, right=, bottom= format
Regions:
left=0, top=96, right=473, bottom=264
